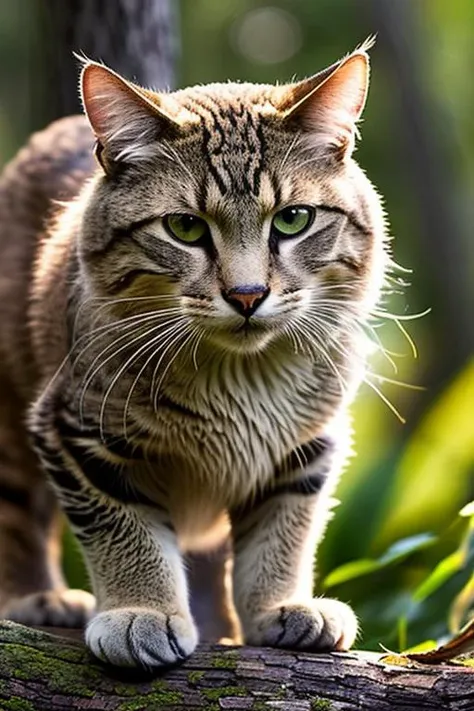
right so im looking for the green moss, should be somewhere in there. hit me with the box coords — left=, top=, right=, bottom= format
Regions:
left=40, top=644, right=87, bottom=663
left=113, top=683, right=141, bottom=696
left=117, top=701, right=148, bottom=711
left=211, top=651, right=239, bottom=669
left=118, top=688, right=184, bottom=711
left=0, top=699, right=36, bottom=711
left=311, top=699, right=333, bottom=710
left=187, top=669, right=205, bottom=684
left=151, top=680, right=168, bottom=691
left=202, top=685, right=247, bottom=700
left=0, top=642, right=100, bottom=697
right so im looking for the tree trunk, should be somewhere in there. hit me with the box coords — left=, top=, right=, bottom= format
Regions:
left=0, top=622, right=472, bottom=711
left=34, top=0, right=178, bottom=123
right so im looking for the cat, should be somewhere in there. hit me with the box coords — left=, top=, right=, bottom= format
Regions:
left=0, top=40, right=388, bottom=669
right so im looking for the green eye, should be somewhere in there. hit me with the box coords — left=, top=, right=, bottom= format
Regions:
left=272, top=206, right=314, bottom=238
left=164, top=214, right=209, bottom=243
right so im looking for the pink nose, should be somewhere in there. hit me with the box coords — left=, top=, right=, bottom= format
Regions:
left=222, top=285, right=270, bottom=317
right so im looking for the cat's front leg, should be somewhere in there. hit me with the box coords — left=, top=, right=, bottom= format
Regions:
left=84, top=509, right=198, bottom=670
left=231, top=437, right=357, bottom=652
left=32, top=424, right=197, bottom=670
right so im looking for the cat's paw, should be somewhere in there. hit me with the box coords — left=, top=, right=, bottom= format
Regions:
left=246, top=598, right=357, bottom=651
left=86, top=607, right=198, bottom=669
left=2, top=589, right=96, bottom=627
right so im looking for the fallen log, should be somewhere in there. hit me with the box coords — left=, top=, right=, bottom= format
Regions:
left=0, top=621, right=472, bottom=710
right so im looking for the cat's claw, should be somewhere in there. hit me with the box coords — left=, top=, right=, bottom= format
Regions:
left=246, top=598, right=358, bottom=651
left=2, top=588, right=96, bottom=627
left=86, top=607, right=198, bottom=669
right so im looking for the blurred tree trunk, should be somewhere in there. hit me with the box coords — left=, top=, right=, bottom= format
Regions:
left=363, top=0, right=472, bottom=399
left=34, top=0, right=178, bottom=121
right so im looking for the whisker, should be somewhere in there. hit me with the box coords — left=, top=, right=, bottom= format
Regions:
left=85, top=300, right=181, bottom=331
left=190, top=326, right=206, bottom=370
left=369, top=373, right=425, bottom=391
left=121, top=319, right=190, bottom=436
left=78, top=324, right=152, bottom=425
left=75, top=316, right=164, bottom=383
left=394, top=319, right=418, bottom=359
left=72, top=293, right=181, bottom=339
left=291, top=444, right=306, bottom=474
left=278, top=133, right=300, bottom=173
left=78, top=316, right=183, bottom=424
left=153, top=328, right=198, bottom=406
left=363, top=376, right=406, bottom=424
left=99, top=318, right=188, bottom=439
left=77, top=321, right=156, bottom=406
left=86, top=294, right=181, bottom=304
left=302, top=309, right=358, bottom=363
left=72, top=309, right=183, bottom=366
left=156, top=142, right=200, bottom=189
left=281, top=323, right=301, bottom=356
left=371, top=307, right=431, bottom=322
left=151, top=325, right=192, bottom=409
left=38, top=308, right=180, bottom=400
left=291, top=317, right=348, bottom=395
left=305, top=299, right=413, bottom=374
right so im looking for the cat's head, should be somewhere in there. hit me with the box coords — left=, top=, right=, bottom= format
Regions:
left=78, top=41, right=387, bottom=357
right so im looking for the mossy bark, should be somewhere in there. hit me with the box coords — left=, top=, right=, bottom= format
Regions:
left=0, top=622, right=472, bottom=710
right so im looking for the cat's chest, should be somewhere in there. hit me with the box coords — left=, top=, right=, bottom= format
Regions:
left=133, top=352, right=339, bottom=503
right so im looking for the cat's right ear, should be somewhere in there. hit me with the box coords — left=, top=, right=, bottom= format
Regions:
left=80, top=62, right=182, bottom=172
left=275, top=43, right=372, bottom=160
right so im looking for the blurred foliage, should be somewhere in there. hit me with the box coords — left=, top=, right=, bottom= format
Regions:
left=0, top=0, right=473, bottom=652
left=320, top=362, right=474, bottom=650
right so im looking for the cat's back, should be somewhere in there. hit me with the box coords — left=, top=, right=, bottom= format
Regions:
left=0, top=116, right=95, bottom=397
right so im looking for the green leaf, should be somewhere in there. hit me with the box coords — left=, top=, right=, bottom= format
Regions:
left=322, top=559, right=381, bottom=588
left=413, top=551, right=465, bottom=602
left=323, top=534, right=435, bottom=589
left=450, top=572, right=474, bottom=632
left=402, top=640, right=438, bottom=654
left=397, top=615, right=408, bottom=651
left=62, top=524, right=90, bottom=591
left=378, top=533, right=436, bottom=565
left=376, top=360, right=474, bottom=547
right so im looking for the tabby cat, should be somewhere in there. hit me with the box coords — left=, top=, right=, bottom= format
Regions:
left=0, top=41, right=388, bottom=668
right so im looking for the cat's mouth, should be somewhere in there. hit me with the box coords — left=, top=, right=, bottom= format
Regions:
left=231, top=319, right=268, bottom=335
left=202, top=316, right=279, bottom=353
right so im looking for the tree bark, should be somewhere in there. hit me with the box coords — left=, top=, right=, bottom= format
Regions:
left=33, top=0, right=178, bottom=124
left=0, top=622, right=472, bottom=711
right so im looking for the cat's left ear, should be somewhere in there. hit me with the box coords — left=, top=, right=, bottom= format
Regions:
left=276, top=47, right=370, bottom=159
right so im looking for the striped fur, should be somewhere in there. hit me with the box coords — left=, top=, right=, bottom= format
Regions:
left=0, top=45, right=387, bottom=668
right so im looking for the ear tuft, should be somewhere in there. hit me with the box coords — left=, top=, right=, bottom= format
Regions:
left=80, top=62, right=180, bottom=168
left=276, top=47, right=371, bottom=159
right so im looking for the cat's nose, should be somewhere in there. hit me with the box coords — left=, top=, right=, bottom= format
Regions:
left=222, top=285, right=270, bottom=318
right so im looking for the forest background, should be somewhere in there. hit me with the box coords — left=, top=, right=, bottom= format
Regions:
left=0, top=0, right=472, bottom=652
